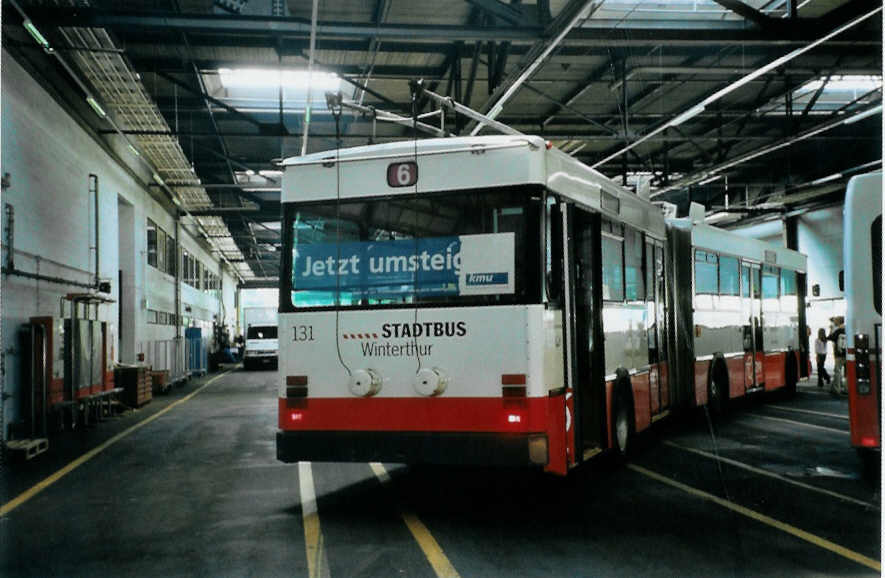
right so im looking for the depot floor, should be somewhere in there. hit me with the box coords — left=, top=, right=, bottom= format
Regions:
left=0, top=368, right=880, bottom=577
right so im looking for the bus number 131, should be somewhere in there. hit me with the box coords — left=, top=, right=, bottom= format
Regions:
left=293, top=325, right=315, bottom=342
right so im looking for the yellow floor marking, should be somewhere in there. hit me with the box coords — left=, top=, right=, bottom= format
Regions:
left=628, top=463, right=881, bottom=572
left=651, top=409, right=671, bottom=423
left=1, top=370, right=232, bottom=517
left=299, top=461, right=330, bottom=578
left=767, top=405, right=849, bottom=421
left=745, top=413, right=849, bottom=434
left=370, top=463, right=461, bottom=578
left=583, top=447, right=603, bottom=461
left=664, top=441, right=878, bottom=510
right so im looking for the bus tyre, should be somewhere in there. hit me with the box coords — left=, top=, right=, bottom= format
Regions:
left=612, top=382, right=635, bottom=459
left=858, top=448, right=880, bottom=481
left=784, top=351, right=798, bottom=397
left=707, top=358, right=729, bottom=416
left=243, top=359, right=253, bottom=371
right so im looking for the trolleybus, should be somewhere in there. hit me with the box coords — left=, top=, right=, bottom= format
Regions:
left=276, top=134, right=806, bottom=475
left=843, top=172, right=881, bottom=469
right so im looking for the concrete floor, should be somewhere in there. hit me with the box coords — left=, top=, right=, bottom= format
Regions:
left=1, top=369, right=879, bottom=577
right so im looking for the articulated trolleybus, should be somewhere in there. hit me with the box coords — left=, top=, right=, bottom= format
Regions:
left=844, top=172, right=881, bottom=467
left=276, top=135, right=806, bottom=475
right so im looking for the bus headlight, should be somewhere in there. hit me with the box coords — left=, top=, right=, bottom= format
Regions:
left=414, top=367, right=448, bottom=397
left=349, top=368, right=382, bottom=397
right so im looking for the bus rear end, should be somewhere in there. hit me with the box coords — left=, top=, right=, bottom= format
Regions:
left=275, top=137, right=571, bottom=474
left=844, top=172, right=881, bottom=461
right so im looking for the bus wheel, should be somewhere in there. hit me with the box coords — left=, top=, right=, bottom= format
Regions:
left=858, top=448, right=881, bottom=482
left=784, top=352, right=798, bottom=397
left=612, top=383, right=635, bottom=458
left=707, top=359, right=729, bottom=416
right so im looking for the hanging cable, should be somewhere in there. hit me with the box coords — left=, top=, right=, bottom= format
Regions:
left=326, top=91, right=352, bottom=377
left=410, top=83, right=424, bottom=373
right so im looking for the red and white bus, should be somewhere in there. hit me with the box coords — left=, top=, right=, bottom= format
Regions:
left=275, top=135, right=806, bottom=475
left=843, top=172, right=881, bottom=468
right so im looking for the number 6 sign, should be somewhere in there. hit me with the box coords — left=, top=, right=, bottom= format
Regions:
left=387, top=161, right=418, bottom=187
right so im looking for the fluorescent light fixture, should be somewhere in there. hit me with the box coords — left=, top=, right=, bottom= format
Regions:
left=127, top=144, right=141, bottom=157
left=258, top=170, right=283, bottom=178
left=218, top=68, right=341, bottom=92
left=85, top=96, right=107, bottom=119
left=843, top=104, right=882, bottom=125
left=670, top=104, right=706, bottom=127
left=23, top=20, right=50, bottom=50
left=152, top=172, right=165, bottom=186
left=568, top=143, right=587, bottom=156
left=810, top=172, right=843, bottom=185
left=698, top=174, right=723, bottom=186
left=245, top=169, right=255, bottom=176
left=172, top=197, right=181, bottom=207
left=242, top=187, right=282, bottom=192
left=705, top=212, right=732, bottom=224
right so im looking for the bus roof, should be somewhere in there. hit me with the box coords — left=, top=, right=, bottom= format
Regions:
left=669, top=217, right=807, bottom=273
left=282, top=135, right=667, bottom=238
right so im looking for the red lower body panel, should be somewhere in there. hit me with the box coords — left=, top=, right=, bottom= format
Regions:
left=694, top=360, right=711, bottom=406
left=726, top=356, right=745, bottom=399
left=763, top=352, right=786, bottom=391
left=847, top=359, right=880, bottom=449
left=279, top=394, right=571, bottom=475
left=632, top=372, right=651, bottom=434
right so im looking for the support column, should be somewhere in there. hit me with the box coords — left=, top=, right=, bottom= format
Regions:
left=785, top=215, right=809, bottom=378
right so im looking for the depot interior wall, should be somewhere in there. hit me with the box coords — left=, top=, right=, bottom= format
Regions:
left=0, top=49, right=235, bottom=438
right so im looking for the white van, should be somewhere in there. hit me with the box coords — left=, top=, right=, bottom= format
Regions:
left=243, top=324, right=278, bottom=370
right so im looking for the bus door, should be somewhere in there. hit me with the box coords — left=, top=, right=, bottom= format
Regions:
left=654, top=243, right=670, bottom=411
left=742, top=263, right=764, bottom=390
left=564, top=204, right=606, bottom=457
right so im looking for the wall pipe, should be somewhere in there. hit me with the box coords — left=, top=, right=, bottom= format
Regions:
left=89, top=174, right=99, bottom=288
left=1, top=267, right=96, bottom=289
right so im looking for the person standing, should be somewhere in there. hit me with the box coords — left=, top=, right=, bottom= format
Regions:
left=815, top=328, right=831, bottom=388
left=828, top=318, right=846, bottom=396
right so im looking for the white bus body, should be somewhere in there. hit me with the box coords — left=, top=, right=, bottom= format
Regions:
left=276, top=135, right=806, bottom=475
left=844, top=172, right=882, bottom=456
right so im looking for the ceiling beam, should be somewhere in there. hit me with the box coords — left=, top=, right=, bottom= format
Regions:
left=469, top=0, right=602, bottom=133
left=24, top=9, right=880, bottom=46
left=710, top=0, right=774, bottom=27
left=465, top=0, right=535, bottom=26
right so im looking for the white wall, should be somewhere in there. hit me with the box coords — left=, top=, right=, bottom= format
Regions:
left=1, top=49, right=239, bottom=439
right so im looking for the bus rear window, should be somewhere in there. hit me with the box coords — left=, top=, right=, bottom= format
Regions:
left=873, top=216, right=881, bottom=315
left=282, top=188, right=541, bottom=309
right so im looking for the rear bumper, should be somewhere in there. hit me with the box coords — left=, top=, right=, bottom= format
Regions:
left=276, top=429, right=548, bottom=467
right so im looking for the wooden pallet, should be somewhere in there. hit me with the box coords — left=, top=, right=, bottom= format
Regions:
left=7, top=438, right=49, bottom=460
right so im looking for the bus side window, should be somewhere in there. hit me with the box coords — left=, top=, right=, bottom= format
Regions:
left=719, top=256, right=740, bottom=296
left=601, top=221, right=624, bottom=301
left=872, top=216, right=881, bottom=315
left=655, top=245, right=668, bottom=363
left=694, top=250, right=718, bottom=299
left=762, top=265, right=780, bottom=311
left=646, top=241, right=657, bottom=363
left=546, top=197, right=562, bottom=305
left=625, top=227, right=645, bottom=302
